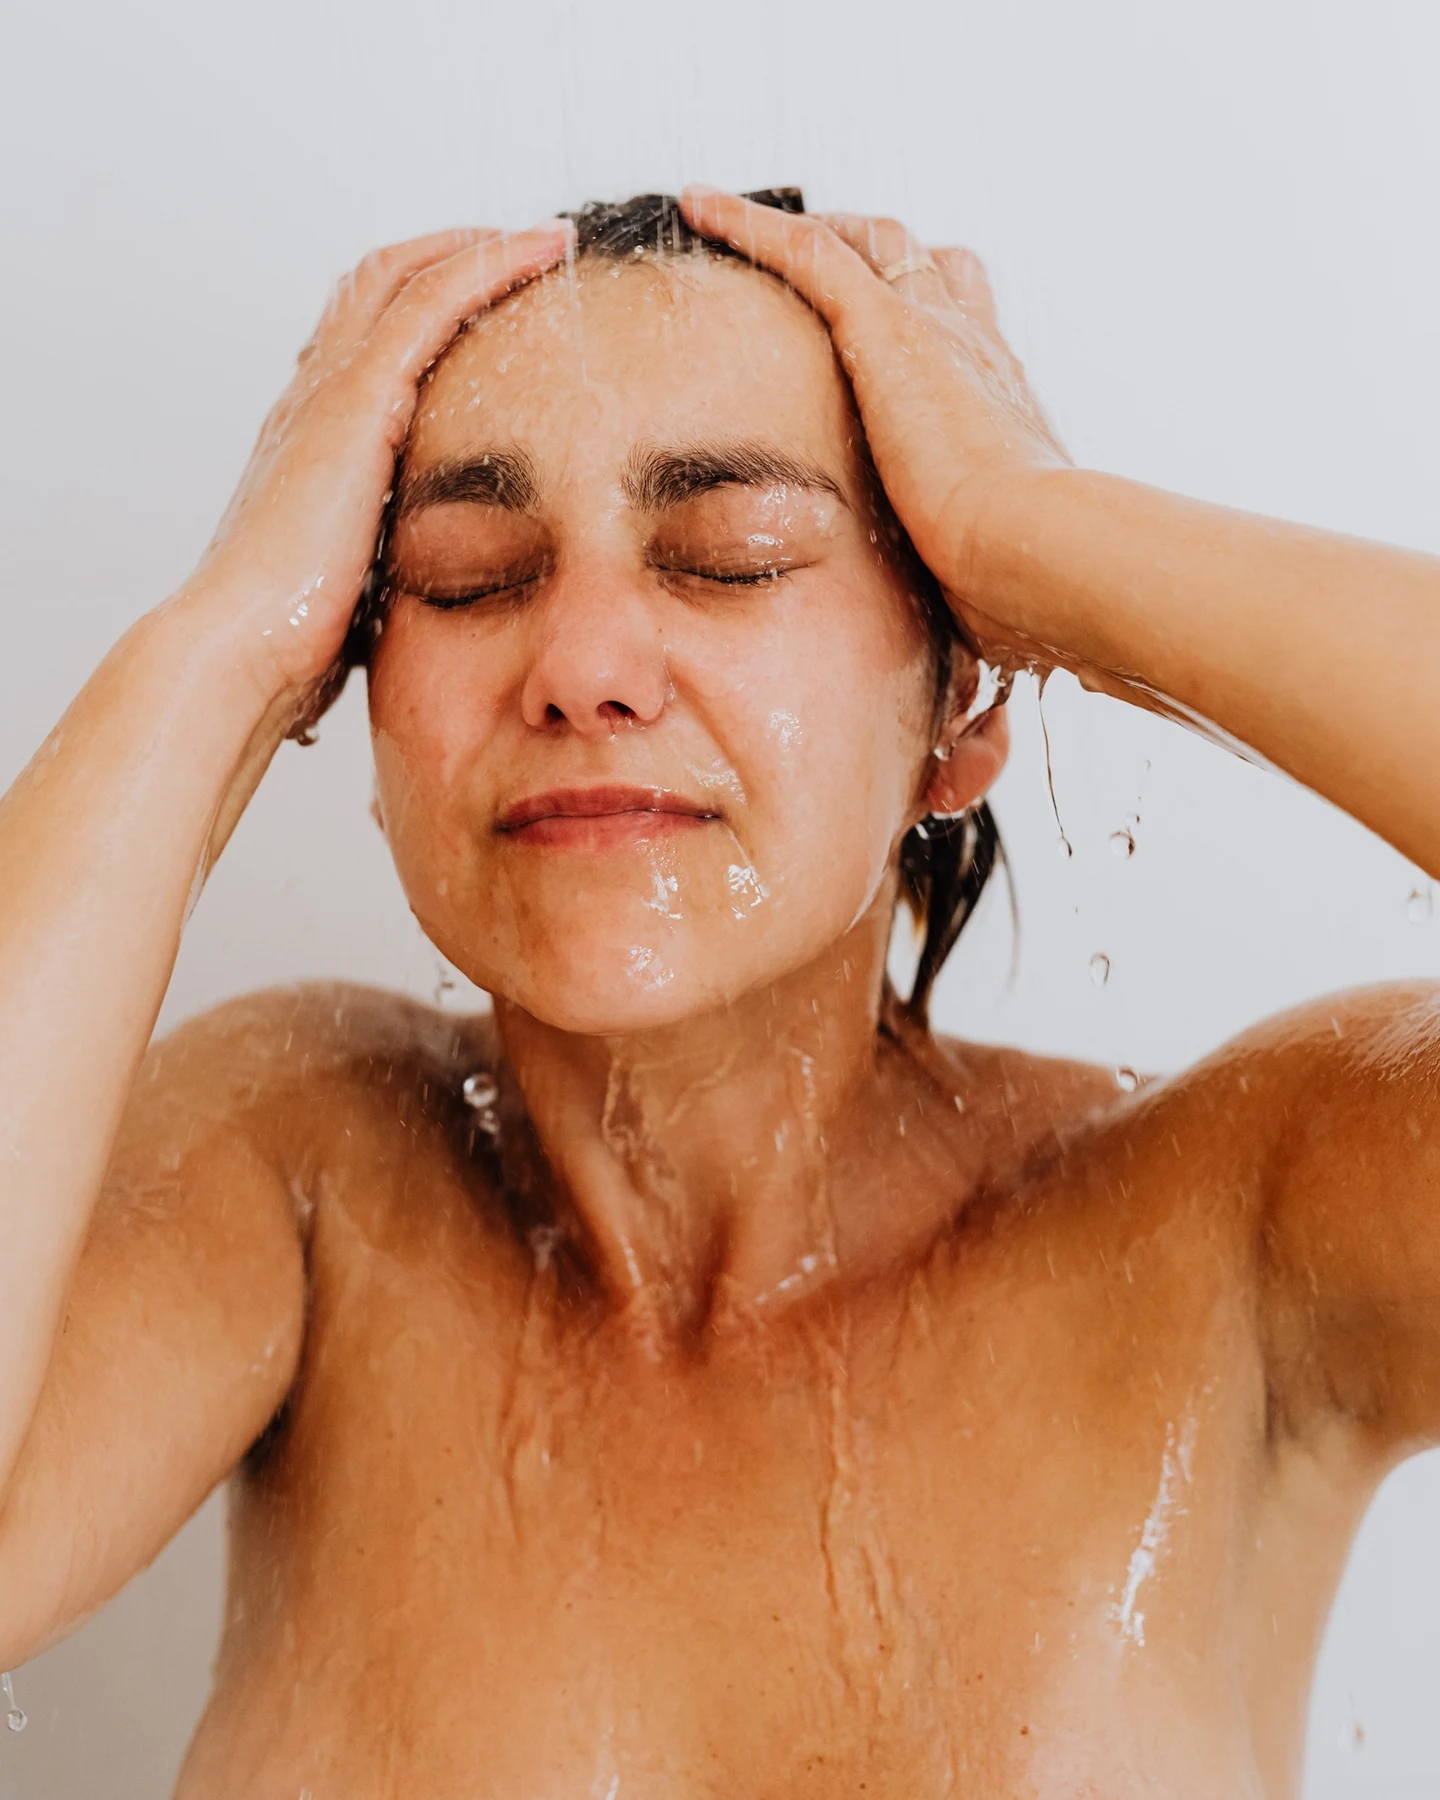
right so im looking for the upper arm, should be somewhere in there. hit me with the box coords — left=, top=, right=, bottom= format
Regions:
left=0, top=994, right=309, bottom=1667
left=1254, top=982, right=1440, bottom=1450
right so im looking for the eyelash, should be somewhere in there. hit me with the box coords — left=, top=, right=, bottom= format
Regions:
left=412, top=565, right=794, bottom=611
left=416, top=579, right=540, bottom=612
left=656, top=566, right=788, bottom=588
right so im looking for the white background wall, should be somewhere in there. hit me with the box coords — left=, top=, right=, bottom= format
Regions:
left=1, top=0, right=1438, bottom=1792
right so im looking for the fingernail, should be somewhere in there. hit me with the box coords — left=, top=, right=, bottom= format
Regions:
left=682, top=183, right=720, bottom=199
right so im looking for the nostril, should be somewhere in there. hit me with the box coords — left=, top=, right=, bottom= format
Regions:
left=541, top=699, right=639, bottom=728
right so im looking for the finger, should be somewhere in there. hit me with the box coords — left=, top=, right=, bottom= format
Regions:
left=928, top=247, right=1038, bottom=408
left=817, top=212, right=953, bottom=313
left=679, top=186, right=897, bottom=342
left=305, top=228, right=507, bottom=367
left=931, top=247, right=1001, bottom=332
left=348, top=223, right=575, bottom=432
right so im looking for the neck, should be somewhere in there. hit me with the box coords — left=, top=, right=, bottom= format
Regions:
left=494, top=902, right=901, bottom=1331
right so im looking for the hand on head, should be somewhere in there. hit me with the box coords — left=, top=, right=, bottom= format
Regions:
left=678, top=187, right=1069, bottom=676
left=184, top=220, right=575, bottom=732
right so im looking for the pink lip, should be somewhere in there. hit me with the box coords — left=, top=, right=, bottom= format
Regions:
left=496, top=785, right=719, bottom=847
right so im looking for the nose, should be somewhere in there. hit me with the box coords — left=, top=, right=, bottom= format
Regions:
left=519, top=564, right=670, bottom=736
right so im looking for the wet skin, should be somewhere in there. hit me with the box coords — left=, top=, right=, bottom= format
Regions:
left=5, top=210, right=1440, bottom=1800
left=118, top=980, right=1429, bottom=1800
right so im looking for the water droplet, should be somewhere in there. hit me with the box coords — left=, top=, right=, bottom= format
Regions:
left=1115, top=1066, right=1139, bottom=1092
left=1089, top=953, right=1111, bottom=988
left=1109, top=829, right=1136, bottom=860
left=1038, top=681, right=1072, bottom=860
left=2, top=1674, right=24, bottom=1733
left=1407, top=886, right=1433, bottom=924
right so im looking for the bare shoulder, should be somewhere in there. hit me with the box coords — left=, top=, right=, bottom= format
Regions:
left=930, top=978, right=1440, bottom=1179
left=1150, top=977, right=1440, bottom=1153
left=0, top=985, right=479, bottom=1665
left=126, top=981, right=494, bottom=1176
left=1196, top=981, right=1440, bottom=1447
left=1211, top=977, right=1440, bottom=1078
left=144, top=979, right=487, bottom=1102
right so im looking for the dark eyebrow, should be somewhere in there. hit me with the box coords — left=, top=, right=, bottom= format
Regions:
left=395, top=448, right=540, bottom=516
left=621, top=442, right=846, bottom=512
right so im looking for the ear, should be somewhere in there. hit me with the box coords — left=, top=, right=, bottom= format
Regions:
left=921, top=703, right=1009, bottom=817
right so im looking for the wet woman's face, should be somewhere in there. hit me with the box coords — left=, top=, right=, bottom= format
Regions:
left=368, top=255, right=961, bottom=1033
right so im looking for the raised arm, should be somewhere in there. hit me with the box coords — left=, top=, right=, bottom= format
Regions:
left=679, top=190, right=1440, bottom=1453
left=0, top=223, right=570, bottom=1658
left=681, top=188, right=1440, bottom=880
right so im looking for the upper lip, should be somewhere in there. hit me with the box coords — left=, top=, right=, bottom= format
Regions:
left=495, top=785, right=719, bottom=831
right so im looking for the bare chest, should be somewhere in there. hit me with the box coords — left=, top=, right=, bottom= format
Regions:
left=185, top=1174, right=1285, bottom=1799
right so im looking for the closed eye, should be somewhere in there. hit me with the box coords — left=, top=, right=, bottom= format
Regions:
left=651, top=561, right=809, bottom=591
left=402, top=568, right=548, bottom=612
left=667, top=568, right=784, bottom=586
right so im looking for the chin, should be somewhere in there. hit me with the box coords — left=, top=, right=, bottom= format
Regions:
left=498, top=949, right=739, bottom=1037
left=433, top=906, right=785, bottom=1037
left=505, top=973, right=709, bottom=1037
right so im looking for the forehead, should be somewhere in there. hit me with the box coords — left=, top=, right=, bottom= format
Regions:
left=407, top=255, right=858, bottom=479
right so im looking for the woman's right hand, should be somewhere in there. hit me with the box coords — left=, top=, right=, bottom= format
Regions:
left=0, top=218, right=571, bottom=1579
left=174, top=221, right=574, bottom=724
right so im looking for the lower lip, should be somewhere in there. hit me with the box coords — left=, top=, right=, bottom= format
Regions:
left=501, top=811, right=716, bottom=849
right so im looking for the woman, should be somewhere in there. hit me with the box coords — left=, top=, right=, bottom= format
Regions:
left=1, top=186, right=1438, bottom=1797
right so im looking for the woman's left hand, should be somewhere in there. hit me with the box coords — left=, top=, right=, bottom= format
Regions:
left=684, top=188, right=1440, bottom=887
left=679, top=188, right=1069, bottom=668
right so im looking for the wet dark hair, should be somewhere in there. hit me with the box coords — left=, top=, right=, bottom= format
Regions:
left=352, top=187, right=1002, bottom=1022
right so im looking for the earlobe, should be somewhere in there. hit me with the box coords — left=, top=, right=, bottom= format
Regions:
left=922, top=704, right=1010, bottom=818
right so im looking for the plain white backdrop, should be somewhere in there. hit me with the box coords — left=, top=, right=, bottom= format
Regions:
left=1, top=0, right=1438, bottom=1792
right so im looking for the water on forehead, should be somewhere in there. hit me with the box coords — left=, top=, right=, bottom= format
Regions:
left=407, top=254, right=856, bottom=481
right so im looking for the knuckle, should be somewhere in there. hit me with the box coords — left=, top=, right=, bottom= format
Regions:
left=353, top=242, right=418, bottom=288
left=320, top=273, right=354, bottom=320
left=398, top=256, right=453, bottom=301
left=352, top=248, right=391, bottom=284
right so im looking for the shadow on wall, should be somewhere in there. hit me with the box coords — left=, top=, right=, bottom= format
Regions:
left=0, top=1495, right=223, bottom=1800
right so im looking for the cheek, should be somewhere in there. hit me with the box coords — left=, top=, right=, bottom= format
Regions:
left=684, top=577, right=933, bottom=907
left=367, top=614, right=508, bottom=878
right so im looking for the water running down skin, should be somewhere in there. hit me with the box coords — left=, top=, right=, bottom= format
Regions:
left=2, top=193, right=1440, bottom=1797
